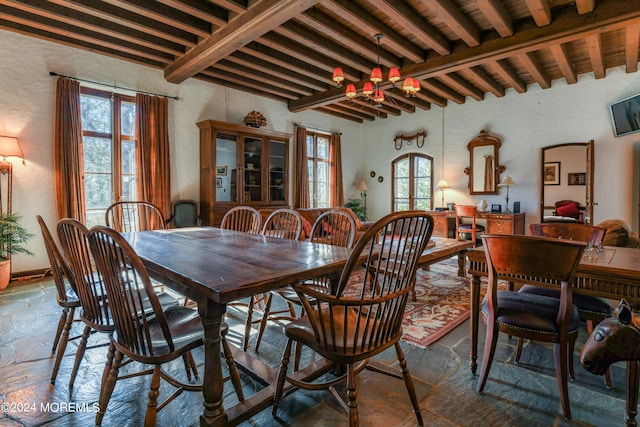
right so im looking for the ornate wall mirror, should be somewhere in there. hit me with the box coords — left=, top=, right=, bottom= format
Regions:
left=540, top=141, right=594, bottom=224
left=464, top=130, right=505, bottom=195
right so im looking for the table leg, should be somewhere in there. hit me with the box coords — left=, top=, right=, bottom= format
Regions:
left=198, top=298, right=228, bottom=427
left=457, top=252, right=466, bottom=277
left=626, top=360, right=639, bottom=427
left=470, top=273, right=481, bottom=375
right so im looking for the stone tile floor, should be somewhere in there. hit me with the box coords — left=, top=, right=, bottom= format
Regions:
left=0, top=277, right=630, bottom=426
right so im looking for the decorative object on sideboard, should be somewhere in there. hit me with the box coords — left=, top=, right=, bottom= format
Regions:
left=491, top=204, right=502, bottom=213
left=498, top=175, right=517, bottom=213
left=393, top=130, right=426, bottom=150
left=437, top=179, right=449, bottom=208
left=513, top=201, right=521, bottom=214
left=477, top=199, right=488, bottom=212
left=242, top=111, right=267, bottom=128
left=332, top=34, right=420, bottom=110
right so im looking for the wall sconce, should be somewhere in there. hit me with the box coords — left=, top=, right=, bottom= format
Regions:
left=0, top=136, right=24, bottom=214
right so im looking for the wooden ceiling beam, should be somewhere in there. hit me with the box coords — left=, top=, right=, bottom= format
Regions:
left=214, top=60, right=314, bottom=96
left=575, top=0, right=595, bottom=15
left=438, top=74, right=485, bottom=102
left=420, top=79, right=465, bottom=104
left=200, top=68, right=301, bottom=99
left=428, top=0, right=481, bottom=47
left=320, top=0, right=425, bottom=63
left=459, top=66, right=505, bottom=98
left=375, top=0, right=450, bottom=55
left=625, top=24, right=640, bottom=73
left=315, top=107, right=363, bottom=123
left=165, top=0, right=318, bottom=83
left=517, top=52, right=551, bottom=89
left=323, top=103, right=376, bottom=121
left=345, top=99, right=392, bottom=118
left=523, top=0, right=552, bottom=27
left=156, top=0, right=229, bottom=27
left=585, top=34, right=605, bottom=79
left=476, top=0, right=513, bottom=38
left=548, top=43, right=577, bottom=84
left=240, top=42, right=330, bottom=83
left=485, top=59, right=527, bottom=93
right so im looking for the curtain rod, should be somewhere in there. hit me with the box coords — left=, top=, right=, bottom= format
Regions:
left=294, top=123, right=342, bottom=135
left=49, top=71, right=180, bottom=100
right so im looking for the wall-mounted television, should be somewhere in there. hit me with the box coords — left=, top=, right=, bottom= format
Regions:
left=609, top=93, right=640, bottom=137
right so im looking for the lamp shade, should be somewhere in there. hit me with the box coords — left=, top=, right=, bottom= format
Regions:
left=362, top=82, right=374, bottom=96
left=370, top=67, right=383, bottom=83
left=345, top=84, right=357, bottom=99
left=0, top=136, right=23, bottom=158
left=332, top=67, right=344, bottom=84
left=356, top=180, right=368, bottom=191
left=388, top=67, right=401, bottom=83
left=436, top=179, right=449, bottom=189
left=498, top=175, right=517, bottom=187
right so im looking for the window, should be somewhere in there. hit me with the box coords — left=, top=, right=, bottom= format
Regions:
left=306, top=132, right=330, bottom=208
left=392, top=153, right=433, bottom=211
left=80, top=88, right=136, bottom=227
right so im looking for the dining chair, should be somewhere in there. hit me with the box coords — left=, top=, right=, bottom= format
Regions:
left=455, top=205, right=484, bottom=246
left=88, top=225, right=244, bottom=426
left=36, top=215, right=82, bottom=384
left=57, top=218, right=180, bottom=390
left=220, top=205, right=263, bottom=350
left=105, top=200, right=166, bottom=232
left=272, top=210, right=434, bottom=427
left=220, top=205, right=261, bottom=234
left=520, top=222, right=613, bottom=387
left=235, top=208, right=303, bottom=352
left=255, top=209, right=357, bottom=361
left=477, top=234, right=586, bottom=420
left=166, top=199, right=200, bottom=228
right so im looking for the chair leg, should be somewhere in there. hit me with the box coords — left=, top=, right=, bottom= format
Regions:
left=51, top=307, right=69, bottom=354
left=69, top=325, right=91, bottom=390
left=50, top=307, right=75, bottom=383
left=101, top=341, right=115, bottom=389
left=569, top=337, right=576, bottom=380
left=96, top=349, right=123, bottom=426
left=243, top=296, right=255, bottom=351
left=553, top=342, right=572, bottom=420
left=221, top=337, right=245, bottom=401
left=293, top=341, right=303, bottom=372
left=272, top=338, right=293, bottom=416
left=144, top=365, right=161, bottom=427
left=255, top=293, right=274, bottom=352
left=394, top=342, right=424, bottom=426
left=476, top=319, right=499, bottom=393
left=346, top=363, right=359, bottom=427
left=515, top=337, right=524, bottom=362
left=182, top=353, right=193, bottom=382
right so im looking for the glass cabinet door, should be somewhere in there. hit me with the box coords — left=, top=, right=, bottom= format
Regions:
left=243, top=136, right=262, bottom=203
left=215, top=133, right=238, bottom=202
left=269, top=140, right=286, bottom=203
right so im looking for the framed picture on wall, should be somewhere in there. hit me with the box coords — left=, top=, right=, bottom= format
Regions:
left=568, top=172, right=586, bottom=185
left=544, top=162, right=560, bottom=185
left=216, top=178, right=222, bottom=188
left=216, top=165, right=227, bottom=176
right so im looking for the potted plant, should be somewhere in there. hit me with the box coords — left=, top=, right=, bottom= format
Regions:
left=344, top=198, right=367, bottom=221
left=0, top=212, right=34, bottom=292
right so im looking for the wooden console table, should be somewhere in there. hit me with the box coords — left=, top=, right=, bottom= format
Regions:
left=428, top=211, right=525, bottom=238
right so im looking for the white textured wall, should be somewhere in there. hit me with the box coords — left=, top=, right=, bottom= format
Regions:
left=1, top=28, right=639, bottom=274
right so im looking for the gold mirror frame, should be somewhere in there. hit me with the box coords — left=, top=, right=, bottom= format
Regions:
left=464, top=130, right=505, bottom=195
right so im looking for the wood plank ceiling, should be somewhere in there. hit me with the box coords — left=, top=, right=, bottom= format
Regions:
left=2, top=0, right=640, bottom=123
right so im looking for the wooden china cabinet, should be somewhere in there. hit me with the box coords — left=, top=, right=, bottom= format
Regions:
left=198, top=120, right=290, bottom=226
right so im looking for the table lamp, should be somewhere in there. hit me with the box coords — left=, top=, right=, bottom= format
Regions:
left=357, top=180, right=368, bottom=217
left=497, top=175, right=516, bottom=213
left=436, top=179, right=449, bottom=208
left=0, top=136, right=24, bottom=214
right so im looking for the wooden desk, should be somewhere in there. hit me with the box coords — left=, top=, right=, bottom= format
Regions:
left=123, top=227, right=353, bottom=427
left=428, top=211, right=525, bottom=238
left=467, top=245, right=640, bottom=425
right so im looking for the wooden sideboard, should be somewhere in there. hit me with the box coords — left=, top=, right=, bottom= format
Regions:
left=428, top=210, right=525, bottom=238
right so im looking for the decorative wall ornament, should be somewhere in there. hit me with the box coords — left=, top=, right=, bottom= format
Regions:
left=394, top=130, right=426, bottom=150
left=242, top=111, right=267, bottom=128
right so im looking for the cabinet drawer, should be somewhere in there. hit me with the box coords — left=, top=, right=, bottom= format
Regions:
left=487, top=220, right=513, bottom=234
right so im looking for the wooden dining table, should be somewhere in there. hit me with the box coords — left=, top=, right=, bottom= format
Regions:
left=467, top=244, right=640, bottom=425
left=122, top=226, right=355, bottom=427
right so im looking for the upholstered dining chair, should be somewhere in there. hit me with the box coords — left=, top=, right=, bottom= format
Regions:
left=36, top=215, right=82, bottom=384
left=272, top=210, right=434, bottom=427
left=105, top=200, right=166, bottom=232
left=477, top=235, right=586, bottom=420
left=57, top=218, right=180, bottom=390
left=455, top=205, right=484, bottom=246
left=256, top=209, right=357, bottom=361
left=88, top=225, right=244, bottom=426
left=520, top=222, right=613, bottom=387
left=220, top=205, right=261, bottom=234
left=166, top=199, right=200, bottom=228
